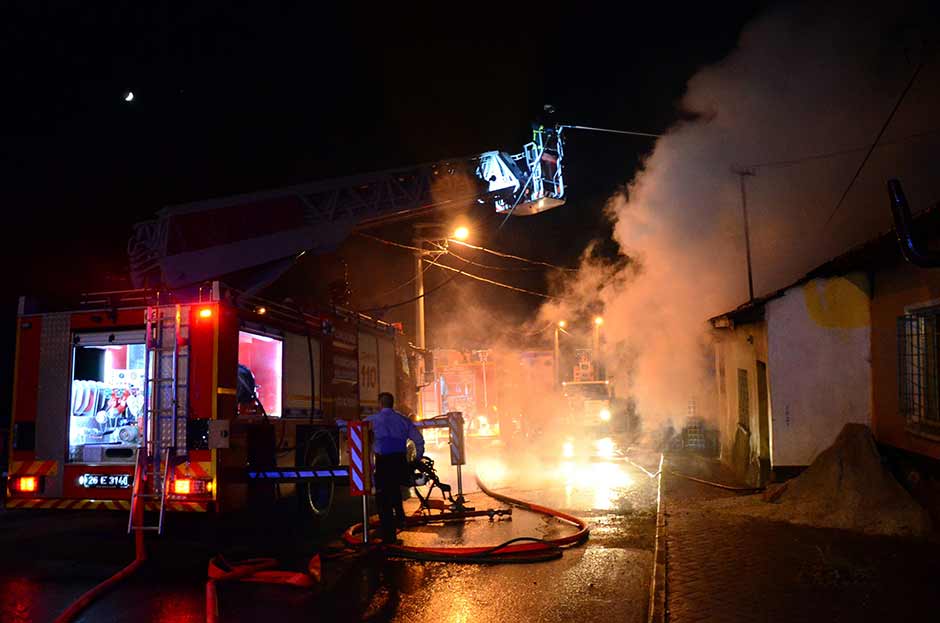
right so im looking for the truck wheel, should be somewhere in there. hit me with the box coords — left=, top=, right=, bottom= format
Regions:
left=302, top=431, right=337, bottom=517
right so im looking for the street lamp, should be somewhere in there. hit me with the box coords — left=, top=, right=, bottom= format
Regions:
left=453, top=225, right=470, bottom=241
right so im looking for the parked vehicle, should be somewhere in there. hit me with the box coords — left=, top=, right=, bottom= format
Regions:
left=5, top=283, right=427, bottom=521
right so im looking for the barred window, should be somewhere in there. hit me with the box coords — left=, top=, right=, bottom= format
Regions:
left=898, top=308, right=940, bottom=434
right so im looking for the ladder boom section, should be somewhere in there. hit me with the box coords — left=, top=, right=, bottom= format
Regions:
left=129, top=128, right=566, bottom=288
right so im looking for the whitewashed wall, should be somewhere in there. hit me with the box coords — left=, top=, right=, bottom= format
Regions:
left=766, top=272, right=871, bottom=466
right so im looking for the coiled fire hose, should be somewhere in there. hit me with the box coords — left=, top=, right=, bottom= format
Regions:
left=342, top=475, right=589, bottom=564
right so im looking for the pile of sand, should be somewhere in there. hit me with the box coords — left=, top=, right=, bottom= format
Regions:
left=704, top=424, right=932, bottom=537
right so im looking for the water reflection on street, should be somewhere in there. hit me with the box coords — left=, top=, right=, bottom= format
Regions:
left=0, top=442, right=660, bottom=623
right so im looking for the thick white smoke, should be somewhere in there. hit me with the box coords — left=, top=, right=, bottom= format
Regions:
left=543, top=3, right=940, bottom=423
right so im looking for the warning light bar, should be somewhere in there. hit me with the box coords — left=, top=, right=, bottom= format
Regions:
left=13, top=476, right=39, bottom=493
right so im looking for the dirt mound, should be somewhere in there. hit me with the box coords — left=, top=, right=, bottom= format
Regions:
left=708, top=424, right=932, bottom=537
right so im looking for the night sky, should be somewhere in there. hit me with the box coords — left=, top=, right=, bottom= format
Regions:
left=0, top=2, right=765, bottom=416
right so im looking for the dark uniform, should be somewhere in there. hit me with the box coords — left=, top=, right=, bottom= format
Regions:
left=365, top=401, right=425, bottom=544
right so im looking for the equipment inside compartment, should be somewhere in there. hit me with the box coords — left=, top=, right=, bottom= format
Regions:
left=68, top=341, right=145, bottom=463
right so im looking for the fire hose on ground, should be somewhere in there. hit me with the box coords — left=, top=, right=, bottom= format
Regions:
left=52, top=496, right=148, bottom=623
left=54, top=412, right=591, bottom=620
left=205, top=555, right=321, bottom=623
left=341, top=474, right=590, bottom=564
left=667, top=470, right=765, bottom=493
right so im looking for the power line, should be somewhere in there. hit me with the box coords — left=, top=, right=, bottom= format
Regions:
left=357, top=271, right=458, bottom=314
left=359, top=231, right=578, bottom=272
left=355, top=232, right=423, bottom=252
left=424, top=241, right=545, bottom=272
left=447, top=249, right=548, bottom=272
left=447, top=239, right=578, bottom=272
left=745, top=127, right=940, bottom=169
left=371, top=251, right=442, bottom=298
left=824, top=62, right=925, bottom=227
left=424, top=258, right=565, bottom=300
left=355, top=232, right=572, bottom=303
left=520, top=321, right=557, bottom=336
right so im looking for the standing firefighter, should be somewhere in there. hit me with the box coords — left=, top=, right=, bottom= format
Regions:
left=366, top=392, right=425, bottom=544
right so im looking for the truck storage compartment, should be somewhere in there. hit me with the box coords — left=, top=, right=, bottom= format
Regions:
left=237, top=330, right=283, bottom=417
left=69, top=330, right=146, bottom=463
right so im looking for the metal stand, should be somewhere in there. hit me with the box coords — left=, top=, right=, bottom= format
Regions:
left=456, top=465, right=464, bottom=500
left=361, top=496, right=369, bottom=544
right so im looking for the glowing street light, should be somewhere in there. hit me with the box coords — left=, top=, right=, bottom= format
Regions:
left=558, top=320, right=567, bottom=329
left=594, top=316, right=604, bottom=326
left=124, top=91, right=135, bottom=102
left=453, top=225, right=470, bottom=241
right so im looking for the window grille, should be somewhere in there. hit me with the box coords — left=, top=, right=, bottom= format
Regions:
left=898, top=307, right=940, bottom=434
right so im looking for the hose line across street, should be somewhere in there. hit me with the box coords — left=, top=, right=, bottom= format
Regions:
left=342, top=475, right=590, bottom=564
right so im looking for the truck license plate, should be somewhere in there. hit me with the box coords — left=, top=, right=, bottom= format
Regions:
left=79, top=473, right=133, bottom=489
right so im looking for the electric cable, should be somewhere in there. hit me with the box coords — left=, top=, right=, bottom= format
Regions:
left=744, top=127, right=940, bottom=169
left=371, top=251, right=442, bottom=298
left=355, top=232, right=424, bottom=252
left=431, top=245, right=548, bottom=272
left=359, top=231, right=577, bottom=272
left=356, top=272, right=459, bottom=313
left=355, top=226, right=574, bottom=306
left=824, top=62, right=925, bottom=227
left=446, top=238, right=578, bottom=271
left=519, top=321, right=556, bottom=336
left=423, top=258, right=564, bottom=300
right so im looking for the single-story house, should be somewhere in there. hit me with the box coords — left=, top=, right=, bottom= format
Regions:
left=709, top=208, right=940, bottom=485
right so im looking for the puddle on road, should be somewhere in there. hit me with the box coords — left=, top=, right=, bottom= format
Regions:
left=398, top=450, right=659, bottom=551
left=0, top=450, right=661, bottom=623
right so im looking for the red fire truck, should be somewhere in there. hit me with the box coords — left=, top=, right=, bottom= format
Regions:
left=5, top=283, right=425, bottom=521
left=420, top=349, right=499, bottom=443
left=419, top=349, right=558, bottom=445
left=5, top=124, right=569, bottom=529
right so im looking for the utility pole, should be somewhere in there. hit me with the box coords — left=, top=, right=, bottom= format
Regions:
left=733, top=168, right=756, bottom=302
left=413, top=228, right=429, bottom=422
left=414, top=240, right=426, bottom=350
left=412, top=222, right=469, bottom=349
left=554, top=321, right=566, bottom=389
left=473, top=349, right=489, bottom=408
left=592, top=316, right=603, bottom=381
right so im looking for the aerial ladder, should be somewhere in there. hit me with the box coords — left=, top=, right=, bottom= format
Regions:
left=128, top=126, right=567, bottom=291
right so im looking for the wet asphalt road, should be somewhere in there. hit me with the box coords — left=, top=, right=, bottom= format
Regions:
left=0, top=442, right=659, bottom=622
